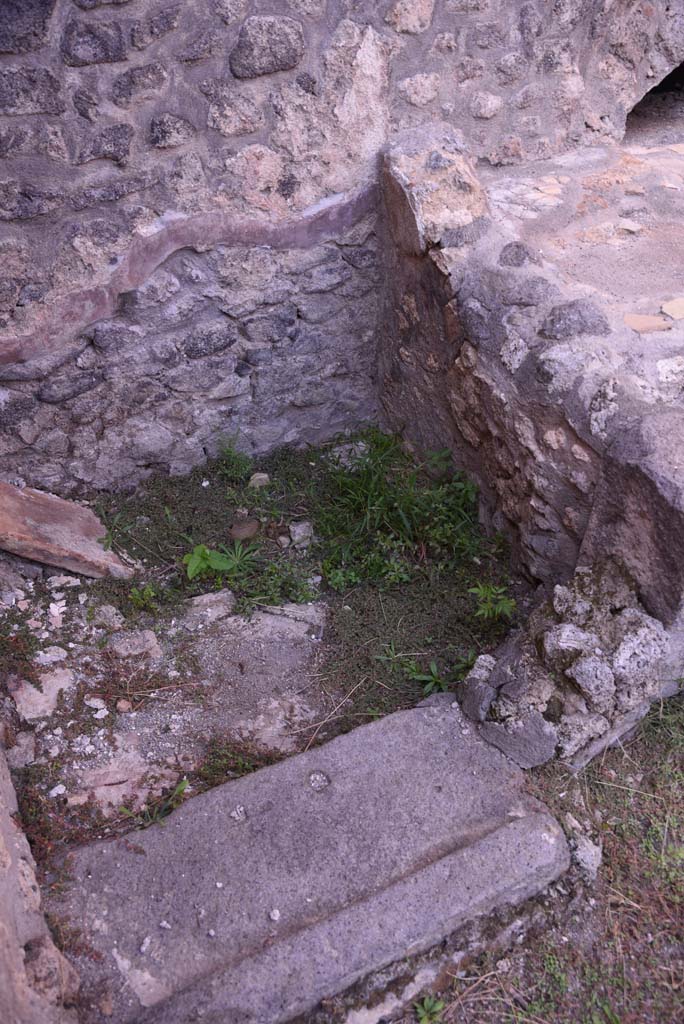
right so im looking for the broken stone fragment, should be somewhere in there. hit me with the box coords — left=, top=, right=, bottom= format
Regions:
left=479, top=710, right=558, bottom=769
left=10, top=668, right=76, bottom=722
left=0, top=481, right=134, bottom=580
left=623, top=312, right=673, bottom=334
left=289, top=520, right=313, bottom=550
left=248, top=472, right=270, bottom=489
left=229, top=518, right=259, bottom=541
left=541, top=623, right=602, bottom=668
left=572, top=834, right=602, bottom=880
left=92, top=604, right=125, bottom=630
left=229, top=16, right=305, bottom=79
left=106, top=629, right=162, bottom=661
left=661, top=297, right=684, bottom=320
left=459, top=654, right=497, bottom=721
left=565, top=655, right=616, bottom=714
left=181, top=589, right=236, bottom=630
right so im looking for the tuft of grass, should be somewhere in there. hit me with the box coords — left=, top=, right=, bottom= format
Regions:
left=120, top=779, right=189, bottom=829
left=193, top=736, right=278, bottom=790
left=217, top=438, right=253, bottom=484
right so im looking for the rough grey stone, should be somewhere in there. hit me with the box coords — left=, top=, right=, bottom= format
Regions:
left=499, top=241, right=540, bottom=267
left=573, top=835, right=602, bottom=880
left=566, top=655, right=616, bottom=713
left=61, top=20, right=128, bottom=67
left=181, top=322, right=238, bottom=359
left=480, top=710, right=558, bottom=768
left=78, top=124, right=133, bottom=166
left=149, top=113, right=196, bottom=148
left=177, top=29, right=217, bottom=63
left=38, top=372, right=103, bottom=404
left=540, top=299, right=611, bottom=339
left=0, top=181, right=61, bottom=221
left=229, top=16, right=305, bottom=79
left=49, top=704, right=568, bottom=1023
left=131, top=6, right=180, bottom=50
left=0, top=68, right=65, bottom=116
left=0, top=0, right=56, bottom=54
left=72, top=0, right=130, bottom=7
left=111, top=62, right=167, bottom=107
left=72, top=88, right=99, bottom=121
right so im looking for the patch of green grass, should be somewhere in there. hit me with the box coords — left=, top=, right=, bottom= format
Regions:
left=217, top=438, right=253, bottom=484
left=315, top=430, right=481, bottom=590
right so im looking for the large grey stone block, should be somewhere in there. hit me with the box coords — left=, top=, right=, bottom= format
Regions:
left=50, top=704, right=569, bottom=1023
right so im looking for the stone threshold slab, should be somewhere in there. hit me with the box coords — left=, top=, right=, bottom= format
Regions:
left=50, top=703, right=569, bottom=1023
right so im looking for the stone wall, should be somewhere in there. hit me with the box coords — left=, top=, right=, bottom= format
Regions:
left=2, top=1, right=684, bottom=491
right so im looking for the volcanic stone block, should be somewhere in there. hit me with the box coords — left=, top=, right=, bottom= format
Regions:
left=0, top=0, right=56, bottom=54
left=0, top=68, right=65, bottom=116
left=78, top=124, right=133, bottom=165
left=540, top=299, right=610, bottom=339
left=149, top=113, right=196, bottom=148
left=229, top=16, right=305, bottom=79
left=61, top=20, right=128, bottom=66
left=112, top=63, right=167, bottom=107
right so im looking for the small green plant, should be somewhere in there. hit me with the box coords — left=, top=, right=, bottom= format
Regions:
left=218, top=439, right=252, bottom=484
left=414, top=995, right=445, bottom=1024
left=452, top=648, right=477, bottom=681
left=183, top=541, right=258, bottom=582
left=405, top=659, right=450, bottom=697
left=468, top=583, right=517, bottom=621
left=121, top=779, right=188, bottom=829
left=129, top=583, right=160, bottom=613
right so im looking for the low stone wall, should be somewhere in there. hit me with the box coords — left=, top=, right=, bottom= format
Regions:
left=379, top=123, right=683, bottom=765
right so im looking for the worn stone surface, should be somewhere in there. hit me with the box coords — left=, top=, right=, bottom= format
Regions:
left=0, top=482, right=134, bottom=578
left=49, top=704, right=568, bottom=1023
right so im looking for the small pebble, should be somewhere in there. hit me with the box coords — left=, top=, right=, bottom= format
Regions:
left=140, top=936, right=151, bottom=954
left=49, top=784, right=66, bottom=798
left=93, top=708, right=109, bottom=720
left=269, top=908, right=281, bottom=922
left=159, top=921, right=171, bottom=930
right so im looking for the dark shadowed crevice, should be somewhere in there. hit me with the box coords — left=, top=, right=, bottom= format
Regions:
left=624, top=61, right=684, bottom=143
